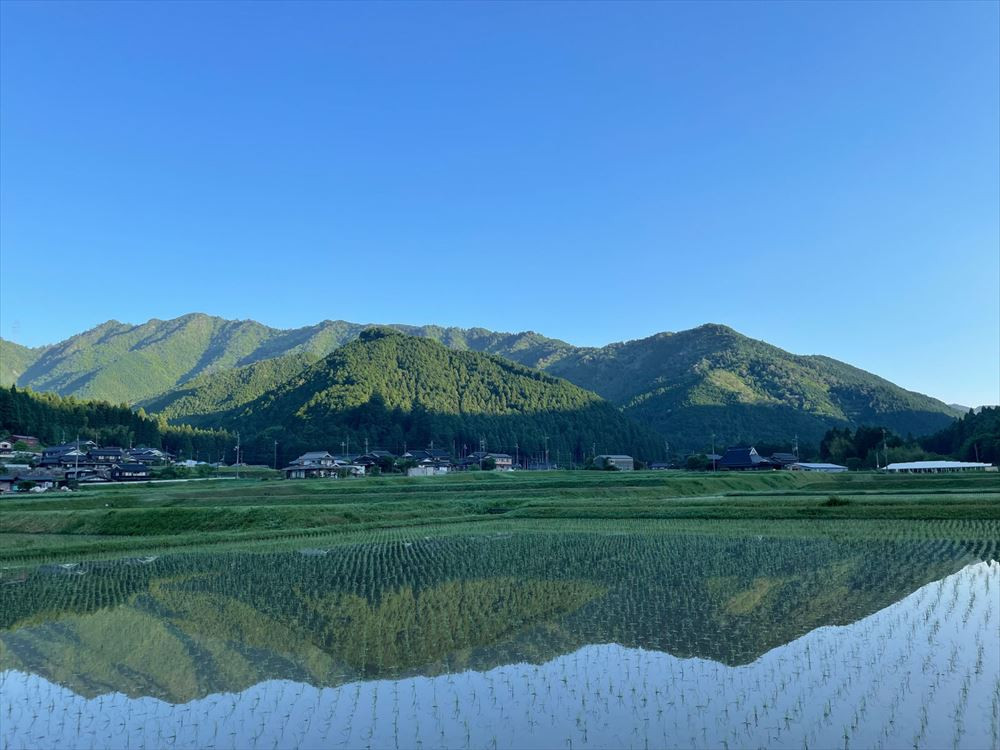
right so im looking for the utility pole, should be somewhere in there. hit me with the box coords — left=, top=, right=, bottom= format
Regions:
left=364, top=437, right=369, bottom=455
left=712, top=433, right=716, bottom=472
left=515, top=441, right=519, bottom=470
left=341, top=441, right=346, bottom=458
left=882, top=428, right=888, bottom=469
left=794, top=434, right=799, bottom=461
left=273, top=440, right=278, bottom=471
left=543, top=435, right=549, bottom=469
left=235, top=431, right=240, bottom=480
left=75, top=433, right=79, bottom=478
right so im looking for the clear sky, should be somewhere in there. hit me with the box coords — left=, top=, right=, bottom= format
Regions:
left=1, top=1, right=997, bottom=406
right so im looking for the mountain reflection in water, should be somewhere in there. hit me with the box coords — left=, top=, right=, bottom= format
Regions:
left=1, top=527, right=998, bottom=749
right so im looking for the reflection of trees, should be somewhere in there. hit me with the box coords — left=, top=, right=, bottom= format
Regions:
left=301, top=578, right=604, bottom=675
left=1, top=525, right=995, bottom=701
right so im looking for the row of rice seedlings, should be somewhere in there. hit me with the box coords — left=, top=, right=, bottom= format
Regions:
left=2, top=561, right=996, bottom=749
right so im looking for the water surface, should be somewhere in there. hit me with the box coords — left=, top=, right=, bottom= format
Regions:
left=2, top=524, right=997, bottom=749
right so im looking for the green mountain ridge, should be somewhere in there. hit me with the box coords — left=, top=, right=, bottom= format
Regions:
left=203, top=329, right=662, bottom=462
left=1, top=313, right=961, bottom=450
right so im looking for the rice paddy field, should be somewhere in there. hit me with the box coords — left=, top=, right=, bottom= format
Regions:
left=1, top=471, right=998, bottom=749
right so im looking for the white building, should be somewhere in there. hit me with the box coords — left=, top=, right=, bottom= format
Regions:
left=789, top=462, right=848, bottom=473
left=407, top=466, right=449, bottom=477
left=883, top=460, right=993, bottom=473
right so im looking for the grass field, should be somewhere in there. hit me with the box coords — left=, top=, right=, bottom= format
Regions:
left=1, top=470, right=997, bottom=564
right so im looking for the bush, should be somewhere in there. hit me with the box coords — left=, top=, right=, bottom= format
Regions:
left=822, top=495, right=850, bottom=507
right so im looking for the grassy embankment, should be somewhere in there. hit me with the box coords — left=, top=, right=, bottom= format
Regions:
left=1, top=470, right=997, bottom=563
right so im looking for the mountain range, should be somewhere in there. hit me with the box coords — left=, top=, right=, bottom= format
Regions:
left=0, top=313, right=961, bottom=455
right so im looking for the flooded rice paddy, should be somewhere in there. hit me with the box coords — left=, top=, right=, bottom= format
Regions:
left=2, top=522, right=998, bottom=749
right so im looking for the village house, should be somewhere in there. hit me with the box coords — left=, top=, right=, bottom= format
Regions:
left=457, top=451, right=513, bottom=471
left=282, top=451, right=348, bottom=479
left=354, top=450, right=396, bottom=471
left=110, top=463, right=153, bottom=481
left=769, top=452, right=799, bottom=467
left=88, top=447, right=126, bottom=465
left=716, top=447, right=777, bottom=471
left=1, top=470, right=65, bottom=491
left=128, top=447, right=173, bottom=464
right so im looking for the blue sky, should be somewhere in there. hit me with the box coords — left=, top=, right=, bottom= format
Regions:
left=1, top=1, right=997, bottom=406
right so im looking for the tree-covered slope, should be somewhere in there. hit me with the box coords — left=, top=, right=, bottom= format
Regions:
left=921, top=406, right=1000, bottom=463
left=217, top=329, right=661, bottom=463
left=141, top=351, right=321, bottom=424
left=0, top=339, right=39, bottom=387
left=534, top=325, right=960, bottom=449
left=1, top=314, right=571, bottom=406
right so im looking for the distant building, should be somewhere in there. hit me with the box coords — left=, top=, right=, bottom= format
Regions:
left=407, top=466, right=449, bottom=477
left=470, top=451, right=513, bottom=470
left=110, top=463, right=152, bottom=481
left=129, top=448, right=172, bottom=464
left=290, top=452, right=338, bottom=467
left=770, top=452, right=799, bottom=467
left=89, top=448, right=126, bottom=465
left=7, top=471, right=63, bottom=490
left=883, top=461, right=993, bottom=473
left=595, top=455, right=634, bottom=471
left=404, top=448, right=452, bottom=464
left=0, top=441, right=12, bottom=452
left=454, top=452, right=513, bottom=471
left=717, top=447, right=777, bottom=471
left=10, top=435, right=40, bottom=447
left=283, top=464, right=336, bottom=479
left=648, top=462, right=674, bottom=470
left=354, top=451, right=397, bottom=470
left=789, top=462, right=848, bottom=473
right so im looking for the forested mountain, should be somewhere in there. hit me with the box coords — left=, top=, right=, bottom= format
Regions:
left=194, top=329, right=662, bottom=464
left=0, top=386, right=231, bottom=460
left=1, top=314, right=962, bottom=451
left=0, top=339, right=37, bottom=388
left=533, top=325, right=960, bottom=448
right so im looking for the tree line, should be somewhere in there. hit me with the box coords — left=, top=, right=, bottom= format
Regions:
left=0, top=385, right=232, bottom=460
